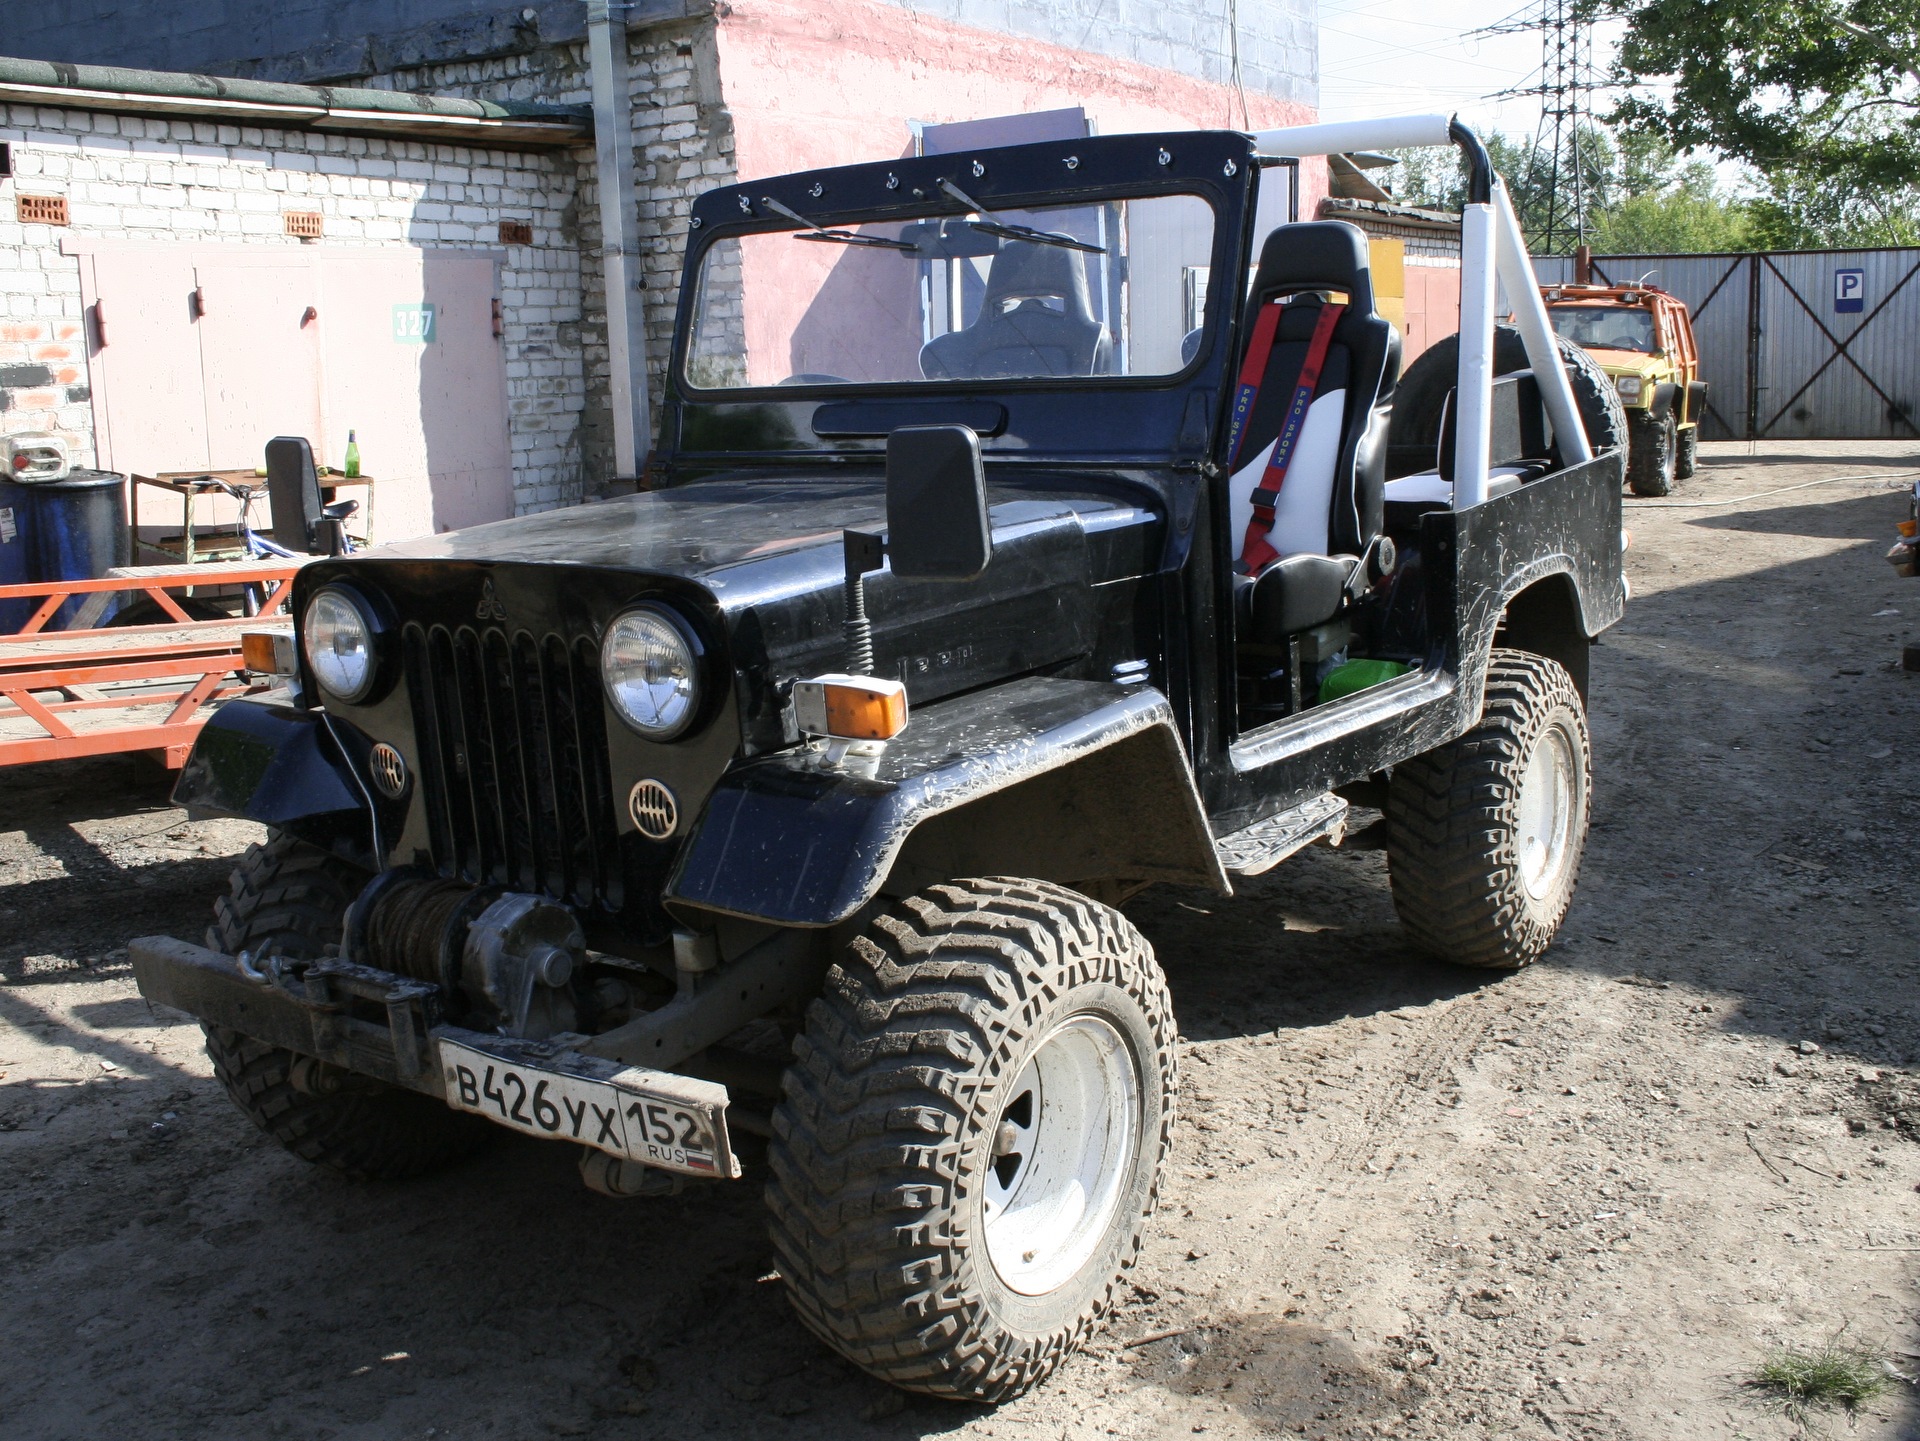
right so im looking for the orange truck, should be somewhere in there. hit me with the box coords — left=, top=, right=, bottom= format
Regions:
left=1540, top=282, right=1706, bottom=496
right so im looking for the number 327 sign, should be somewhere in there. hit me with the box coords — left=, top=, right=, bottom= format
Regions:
left=392, top=303, right=438, bottom=343
left=1834, top=269, right=1866, bottom=314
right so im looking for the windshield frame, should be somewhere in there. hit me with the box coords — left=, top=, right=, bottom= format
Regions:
left=670, top=141, right=1250, bottom=404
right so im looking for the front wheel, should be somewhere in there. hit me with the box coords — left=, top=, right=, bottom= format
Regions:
left=1386, top=650, right=1592, bottom=970
left=765, top=878, right=1176, bottom=1401
left=1627, top=410, right=1676, bottom=496
left=205, top=832, right=489, bottom=1180
left=1674, top=423, right=1699, bottom=479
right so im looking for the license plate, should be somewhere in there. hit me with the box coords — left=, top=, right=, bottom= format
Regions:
left=436, top=1033, right=738, bottom=1179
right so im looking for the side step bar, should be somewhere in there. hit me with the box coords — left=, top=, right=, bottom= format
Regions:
left=1214, top=793, right=1349, bottom=878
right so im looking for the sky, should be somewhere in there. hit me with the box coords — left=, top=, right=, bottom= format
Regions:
left=1316, top=0, right=1632, bottom=146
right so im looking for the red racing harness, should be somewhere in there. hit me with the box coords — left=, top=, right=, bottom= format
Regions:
left=1226, top=299, right=1346, bottom=576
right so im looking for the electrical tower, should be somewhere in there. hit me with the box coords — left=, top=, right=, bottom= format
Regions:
left=1478, top=0, right=1604, bottom=254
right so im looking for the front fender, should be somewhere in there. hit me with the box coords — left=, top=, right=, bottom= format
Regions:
left=665, top=677, right=1226, bottom=927
left=172, top=696, right=377, bottom=861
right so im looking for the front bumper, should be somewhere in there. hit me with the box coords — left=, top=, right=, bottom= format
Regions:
left=130, top=934, right=738, bottom=1178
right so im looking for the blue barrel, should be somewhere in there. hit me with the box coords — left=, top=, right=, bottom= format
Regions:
left=0, top=476, right=35, bottom=633
left=25, top=469, right=130, bottom=628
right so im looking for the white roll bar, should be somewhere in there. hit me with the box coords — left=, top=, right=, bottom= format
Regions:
left=1249, top=114, right=1594, bottom=510
left=1251, top=113, right=1454, bottom=158
left=1492, top=177, right=1592, bottom=469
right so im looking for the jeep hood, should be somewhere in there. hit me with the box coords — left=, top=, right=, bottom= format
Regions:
left=316, top=471, right=1166, bottom=750
left=1583, top=348, right=1666, bottom=377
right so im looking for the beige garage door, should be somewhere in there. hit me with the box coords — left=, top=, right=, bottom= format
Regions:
left=77, top=243, right=512, bottom=542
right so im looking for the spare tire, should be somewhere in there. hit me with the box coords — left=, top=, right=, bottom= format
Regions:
left=1387, top=325, right=1627, bottom=480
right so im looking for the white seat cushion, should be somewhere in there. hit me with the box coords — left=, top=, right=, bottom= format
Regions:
left=1227, top=388, right=1347, bottom=560
left=1382, top=467, right=1526, bottom=506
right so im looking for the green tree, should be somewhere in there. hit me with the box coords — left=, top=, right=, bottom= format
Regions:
left=1387, top=127, right=1753, bottom=254
left=1596, top=0, right=1920, bottom=188
left=1588, top=134, right=1754, bottom=251
left=1743, top=165, right=1920, bottom=247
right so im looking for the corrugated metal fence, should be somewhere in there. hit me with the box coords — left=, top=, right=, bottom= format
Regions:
left=1534, top=248, right=1920, bottom=441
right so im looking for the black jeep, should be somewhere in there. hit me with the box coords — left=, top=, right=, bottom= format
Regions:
left=133, top=120, right=1626, bottom=1402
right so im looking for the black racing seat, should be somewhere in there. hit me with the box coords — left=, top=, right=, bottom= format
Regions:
left=920, top=241, right=1113, bottom=380
left=1230, top=221, right=1401, bottom=644
left=265, top=435, right=358, bottom=556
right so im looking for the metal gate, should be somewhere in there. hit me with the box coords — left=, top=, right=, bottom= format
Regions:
left=1534, top=247, right=1920, bottom=440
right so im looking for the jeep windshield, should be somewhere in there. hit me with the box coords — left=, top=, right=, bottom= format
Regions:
left=1548, top=304, right=1657, bottom=354
left=684, top=191, right=1216, bottom=390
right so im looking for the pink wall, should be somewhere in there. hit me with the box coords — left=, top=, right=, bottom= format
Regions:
left=709, top=0, right=1320, bottom=390
left=714, top=0, right=1320, bottom=207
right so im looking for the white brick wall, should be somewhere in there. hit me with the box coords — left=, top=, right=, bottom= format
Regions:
left=0, top=104, right=589, bottom=514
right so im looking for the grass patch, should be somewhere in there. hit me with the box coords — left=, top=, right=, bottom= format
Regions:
left=1748, top=1340, right=1893, bottom=1423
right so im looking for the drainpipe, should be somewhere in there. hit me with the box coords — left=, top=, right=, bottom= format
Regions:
left=586, top=0, right=650, bottom=483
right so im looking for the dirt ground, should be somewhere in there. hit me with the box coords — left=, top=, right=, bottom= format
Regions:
left=4, top=440, right=1919, bottom=1441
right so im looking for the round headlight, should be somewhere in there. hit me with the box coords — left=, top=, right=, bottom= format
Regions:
left=601, top=607, right=701, bottom=738
left=302, top=587, right=376, bottom=702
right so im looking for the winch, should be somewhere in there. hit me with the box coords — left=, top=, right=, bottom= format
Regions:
left=344, top=873, right=585, bottom=1039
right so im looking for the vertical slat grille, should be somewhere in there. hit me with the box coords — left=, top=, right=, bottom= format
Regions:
left=403, top=622, right=622, bottom=908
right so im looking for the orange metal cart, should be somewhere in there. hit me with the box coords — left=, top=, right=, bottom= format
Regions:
left=0, top=561, right=301, bottom=768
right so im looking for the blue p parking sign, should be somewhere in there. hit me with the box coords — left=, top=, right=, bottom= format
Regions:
left=1835, top=268, right=1866, bottom=313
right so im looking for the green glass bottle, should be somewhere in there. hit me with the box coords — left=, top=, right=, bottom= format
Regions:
left=343, top=430, right=361, bottom=478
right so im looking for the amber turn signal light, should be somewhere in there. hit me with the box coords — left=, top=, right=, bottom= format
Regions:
left=792, top=674, right=909, bottom=741
left=241, top=627, right=297, bottom=676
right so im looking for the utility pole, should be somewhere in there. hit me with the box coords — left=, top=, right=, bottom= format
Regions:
left=1479, top=0, right=1603, bottom=255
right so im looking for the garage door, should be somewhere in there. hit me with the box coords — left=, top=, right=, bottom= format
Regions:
left=77, top=244, right=512, bottom=541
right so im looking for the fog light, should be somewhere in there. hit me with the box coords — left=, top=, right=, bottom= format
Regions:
left=793, top=674, right=909, bottom=741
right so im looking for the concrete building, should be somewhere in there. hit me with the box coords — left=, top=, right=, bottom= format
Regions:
left=3, top=0, right=1319, bottom=535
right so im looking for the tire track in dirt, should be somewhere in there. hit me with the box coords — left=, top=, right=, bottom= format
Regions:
left=1224, top=987, right=1501, bottom=1300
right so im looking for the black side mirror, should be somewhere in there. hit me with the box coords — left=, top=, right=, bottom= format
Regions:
left=885, top=425, right=991, bottom=581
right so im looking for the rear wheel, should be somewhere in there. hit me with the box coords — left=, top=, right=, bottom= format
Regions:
left=765, top=878, right=1175, bottom=1401
left=1627, top=411, right=1676, bottom=496
left=1386, top=650, right=1591, bottom=970
left=1674, top=423, right=1699, bottom=479
left=204, top=831, right=488, bottom=1180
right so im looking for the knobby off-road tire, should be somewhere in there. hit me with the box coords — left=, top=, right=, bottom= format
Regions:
left=203, top=830, right=488, bottom=1181
left=1386, top=651, right=1591, bottom=970
left=1627, top=409, right=1677, bottom=496
left=1674, top=423, right=1699, bottom=480
left=766, top=878, right=1176, bottom=1402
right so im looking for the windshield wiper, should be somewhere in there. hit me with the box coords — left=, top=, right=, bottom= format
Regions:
left=936, top=180, right=1107, bottom=255
left=761, top=197, right=918, bottom=251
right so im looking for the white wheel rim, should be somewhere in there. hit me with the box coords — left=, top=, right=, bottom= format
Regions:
left=1516, top=718, right=1578, bottom=900
left=982, top=1014, right=1140, bottom=1297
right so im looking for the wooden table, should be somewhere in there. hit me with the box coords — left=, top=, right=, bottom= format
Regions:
left=131, top=468, right=375, bottom=563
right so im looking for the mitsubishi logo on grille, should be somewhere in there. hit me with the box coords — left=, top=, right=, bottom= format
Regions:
left=369, top=742, right=409, bottom=799
left=476, top=578, right=507, bottom=622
